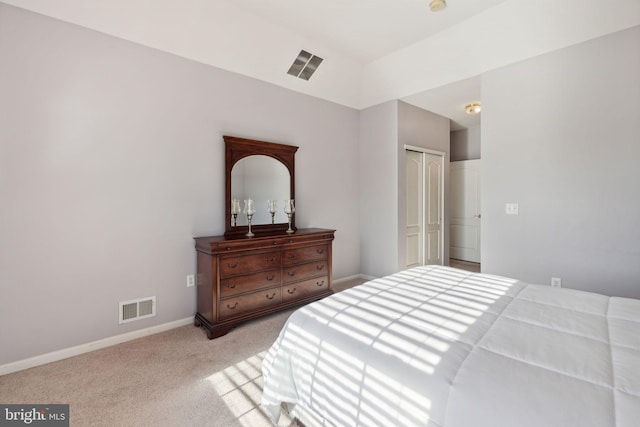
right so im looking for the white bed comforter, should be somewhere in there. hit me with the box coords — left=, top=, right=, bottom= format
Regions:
left=261, top=266, right=640, bottom=427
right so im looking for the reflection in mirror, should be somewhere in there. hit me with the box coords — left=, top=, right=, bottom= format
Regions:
left=231, top=155, right=290, bottom=226
left=224, top=135, right=297, bottom=237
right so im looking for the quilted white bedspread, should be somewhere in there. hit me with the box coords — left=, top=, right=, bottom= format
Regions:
left=261, top=266, right=640, bottom=427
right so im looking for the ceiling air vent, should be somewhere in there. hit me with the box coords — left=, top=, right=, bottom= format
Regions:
left=287, top=50, right=323, bottom=81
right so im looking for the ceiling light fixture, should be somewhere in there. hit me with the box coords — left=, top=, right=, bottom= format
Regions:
left=465, top=103, right=482, bottom=115
left=429, top=0, right=447, bottom=12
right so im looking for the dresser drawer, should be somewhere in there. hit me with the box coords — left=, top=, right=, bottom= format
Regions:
left=283, top=260, right=327, bottom=284
left=220, top=270, right=281, bottom=298
left=219, top=252, right=281, bottom=278
left=219, top=288, right=281, bottom=321
left=282, top=244, right=328, bottom=266
left=282, top=276, right=329, bottom=303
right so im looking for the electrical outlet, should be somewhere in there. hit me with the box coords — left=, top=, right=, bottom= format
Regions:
left=551, top=277, right=562, bottom=288
left=186, top=274, right=195, bottom=288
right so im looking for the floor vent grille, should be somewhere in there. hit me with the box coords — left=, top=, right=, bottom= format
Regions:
left=119, top=296, right=156, bottom=324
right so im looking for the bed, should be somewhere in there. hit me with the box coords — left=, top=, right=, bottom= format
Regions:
left=261, top=265, right=640, bottom=427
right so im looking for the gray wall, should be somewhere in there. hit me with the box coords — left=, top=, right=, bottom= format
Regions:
left=451, top=125, right=481, bottom=161
left=358, top=101, right=399, bottom=278
left=0, top=4, right=360, bottom=365
left=482, top=26, right=640, bottom=298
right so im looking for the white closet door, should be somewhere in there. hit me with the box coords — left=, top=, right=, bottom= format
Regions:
left=406, top=150, right=423, bottom=268
left=405, top=149, right=444, bottom=268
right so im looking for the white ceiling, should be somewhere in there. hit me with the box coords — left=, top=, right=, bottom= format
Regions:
left=3, top=0, right=640, bottom=129
left=232, top=0, right=509, bottom=63
left=403, top=76, right=481, bottom=131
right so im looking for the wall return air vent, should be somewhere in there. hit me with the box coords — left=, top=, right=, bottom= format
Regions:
left=287, top=50, right=323, bottom=81
left=119, top=296, right=156, bottom=324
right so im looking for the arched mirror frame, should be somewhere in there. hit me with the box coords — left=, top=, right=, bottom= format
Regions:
left=224, top=135, right=298, bottom=238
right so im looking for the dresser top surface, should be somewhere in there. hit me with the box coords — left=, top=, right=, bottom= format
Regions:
left=194, top=228, right=335, bottom=247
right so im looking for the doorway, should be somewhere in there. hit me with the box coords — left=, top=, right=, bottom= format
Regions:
left=405, top=147, right=445, bottom=268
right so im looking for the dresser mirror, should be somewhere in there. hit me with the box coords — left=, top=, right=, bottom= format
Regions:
left=224, top=135, right=298, bottom=238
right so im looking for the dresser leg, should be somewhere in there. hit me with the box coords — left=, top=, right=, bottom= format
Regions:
left=194, top=313, right=234, bottom=339
left=205, top=324, right=234, bottom=339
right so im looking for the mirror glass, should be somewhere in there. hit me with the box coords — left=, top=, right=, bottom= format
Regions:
left=231, top=155, right=290, bottom=226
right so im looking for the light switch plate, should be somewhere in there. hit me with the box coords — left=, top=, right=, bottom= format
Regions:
left=505, top=203, right=519, bottom=215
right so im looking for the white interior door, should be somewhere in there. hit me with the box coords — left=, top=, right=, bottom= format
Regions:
left=450, top=159, right=481, bottom=263
left=405, top=148, right=444, bottom=268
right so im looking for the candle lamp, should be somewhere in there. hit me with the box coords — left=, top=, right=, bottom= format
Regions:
left=267, top=200, right=278, bottom=224
left=244, top=199, right=256, bottom=237
left=231, top=198, right=241, bottom=227
left=284, top=199, right=295, bottom=234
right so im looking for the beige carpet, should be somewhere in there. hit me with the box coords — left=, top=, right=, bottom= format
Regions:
left=0, top=279, right=365, bottom=427
left=449, top=259, right=480, bottom=273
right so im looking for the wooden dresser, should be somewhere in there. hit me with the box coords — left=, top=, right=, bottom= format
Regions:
left=194, top=228, right=335, bottom=338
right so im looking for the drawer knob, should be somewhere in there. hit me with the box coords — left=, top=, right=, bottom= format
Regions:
left=287, top=288, right=297, bottom=294
left=316, top=280, right=325, bottom=287
left=227, top=262, right=238, bottom=269
left=316, top=248, right=325, bottom=254
left=273, top=241, right=279, bottom=245
left=288, top=254, right=296, bottom=259
left=227, top=283, right=237, bottom=289
left=265, top=292, right=276, bottom=300
left=267, top=257, right=275, bottom=262
left=226, top=302, right=239, bottom=310
left=225, top=247, right=232, bottom=251
left=288, top=271, right=296, bottom=277
left=266, top=275, right=275, bottom=281
left=316, top=264, right=324, bottom=270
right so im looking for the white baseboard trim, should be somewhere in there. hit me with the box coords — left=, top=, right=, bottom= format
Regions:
left=0, top=317, right=193, bottom=376
left=333, top=273, right=376, bottom=284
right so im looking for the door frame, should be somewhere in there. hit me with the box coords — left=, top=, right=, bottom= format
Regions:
left=404, top=145, right=446, bottom=267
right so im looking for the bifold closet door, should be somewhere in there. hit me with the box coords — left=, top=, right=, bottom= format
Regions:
left=406, top=149, right=443, bottom=268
